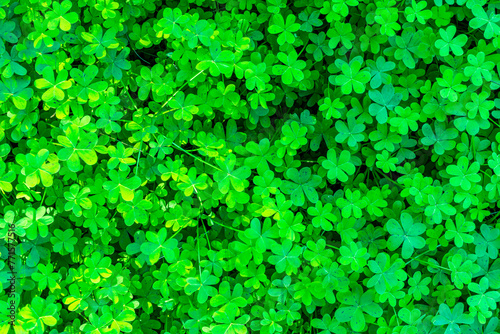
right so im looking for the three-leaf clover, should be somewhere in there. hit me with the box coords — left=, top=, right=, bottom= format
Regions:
left=321, top=149, right=355, bottom=183
left=185, top=270, right=220, bottom=304
left=268, top=239, right=302, bottom=275
left=103, top=169, right=142, bottom=203
left=335, top=283, right=383, bottom=332
left=446, top=156, right=481, bottom=191
left=140, top=227, right=179, bottom=264
left=272, top=50, right=306, bottom=85
left=279, top=167, right=322, bottom=206
left=34, top=67, right=72, bottom=101
left=64, top=184, right=92, bottom=217
left=432, top=303, right=473, bottom=334
left=435, top=25, right=467, bottom=56
left=268, top=14, right=301, bottom=45
left=214, top=153, right=251, bottom=194
left=333, top=57, right=371, bottom=94
left=386, top=212, right=426, bottom=259
left=57, top=124, right=98, bottom=172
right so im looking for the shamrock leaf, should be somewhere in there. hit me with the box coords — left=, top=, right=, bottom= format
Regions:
left=368, top=84, right=402, bottom=124
left=272, top=50, right=306, bottom=85
left=333, top=57, right=371, bottom=94
left=57, top=124, right=98, bottom=172
left=196, top=41, right=234, bottom=77
left=268, top=14, right=301, bottom=45
left=279, top=167, right=322, bottom=206
left=140, top=227, right=179, bottom=264
left=45, top=0, right=78, bottom=31
left=103, top=169, right=142, bottom=203
left=212, top=304, right=250, bottom=334
left=34, top=67, right=72, bottom=102
left=467, top=277, right=500, bottom=314
left=117, top=190, right=153, bottom=226
left=444, top=213, right=475, bottom=248
left=64, top=184, right=92, bottom=217
left=19, top=296, right=59, bottom=334
left=70, top=65, right=108, bottom=102
left=321, top=149, right=355, bottom=183
left=335, top=283, right=383, bottom=332
left=185, top=270, right=220, bottom=304
left=268, top=239, right=302, bottom=275
left=435, top=25, right=467, bottom=56
left=0, top=76, right=34, bottom=109
left=432, top=303, right=473, bottom=334
left=446, top=156, right=481, bottom=191
left=386, top=212, right=426, bottom=259
left=214, top=153, right=251, bottom=194
left=81, top=25, right=119, bottom=58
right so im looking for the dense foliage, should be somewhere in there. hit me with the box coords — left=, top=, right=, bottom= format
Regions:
left=1, top=0, right=500, bottom=333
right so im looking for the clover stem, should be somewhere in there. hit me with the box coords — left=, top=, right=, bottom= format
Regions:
left=464, top=28, right=478, bottom=36
left=159, top=70, right=205, bottom=111
left=209, top=217, right=244, bottom=233
left=405, top=244, right=440, bottom=266
left=325, top=243, right=340, bottom=250
left=479, top=169, right=490, bottom=177
left=168, top=226, right=184, bottom=240
left=412, top=257, right=451, bottom=272
left=374, top=169, right=403, bottom=188
left=126, top=34, right=150, bottom=64
left=0, top=190, right=9, bottom=205
left=489, top=118, right=500, bottom=128
left=201, top=218, right=212, bottom=252
left=80, top=314, right=90, bottom=324
left=297, top=43, right=308, bottom=58
left=110, top=209, right=118, bottom=222
left=134, top=139, right=143, bottom=177
left=393, top=306, right=400, bottom=326
left=372, top=168, right=381, bottom=183
left=39, top=187, right=47, bottom=208
left=487, top=210, right=500, bottom=223
left=413, top=147, right=426, bottom=152
left=196, top=223, right=202, bottom=277
left=172, top=142, right=221, bottom=171
left=120, top=80, right=139, bottom=110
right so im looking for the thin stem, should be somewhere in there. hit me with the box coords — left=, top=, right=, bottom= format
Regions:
left=121, top=80, right=139, bottom=111
left=39, top=187, right=47, bottom=207
left=135, top=139, right=143, bottom=177
left=393, top=306, right=400, bottom=326
left=297, top=42, right=308, bottom=58
left=209, top=217, right=244, bottom=233
left=126, top=35, right=150, bottom=64
left=374, top=169, right=403, bottom=188
left=405, top=244, right=441, bottom=266
left=109, top=209, right=118, bottom=222
left=479, top=169, right=490, bottom=177
left=172, top=142, right=221, bottom=171
left=201, top=219, right=212, bottom=252
left=325, top=243, right=340, bottom=250
left=168, top=227, right=184, bottom=240
left=0, top=190, right=10, bottom=205
left=413, top=258, right=451, bottom=272
left=489, top=118, right=500, bottom=128
left=196, top=223, right=202, bottom=277
left=159, top=70, right=205, bottom=110
left=487, top=210, right=500, bottom=223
